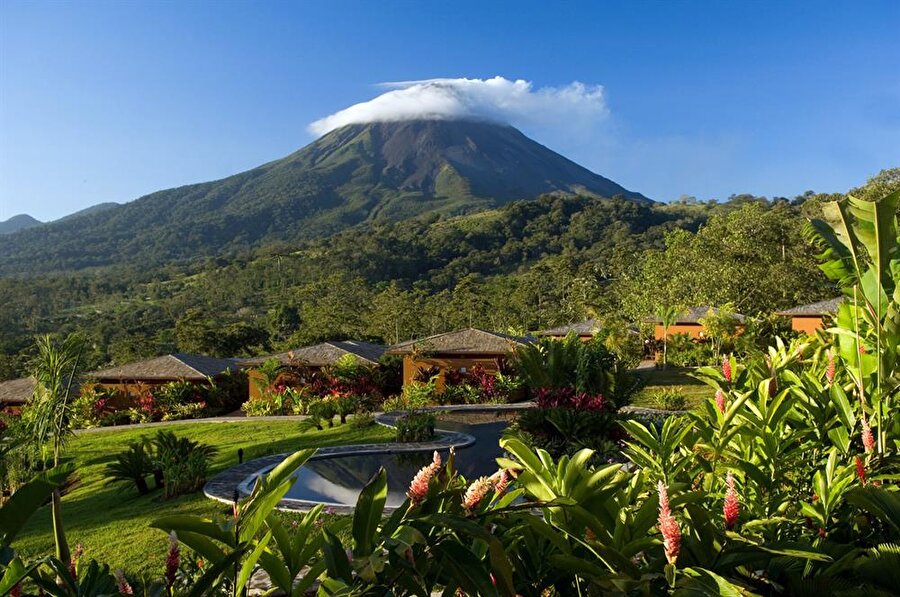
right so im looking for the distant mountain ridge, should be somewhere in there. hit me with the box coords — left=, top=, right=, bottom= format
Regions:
left=0, top=214, right=42, bottom=235
left=0, top=119, right=648, bottom=275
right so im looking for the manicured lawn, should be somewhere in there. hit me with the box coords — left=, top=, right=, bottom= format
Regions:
left=630, top=366, right=714, bottom=410
left=15, top=420, right=393, bottom=577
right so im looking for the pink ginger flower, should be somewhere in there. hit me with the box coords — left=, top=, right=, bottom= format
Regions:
left=114, top=569, right=133, bottom=595
left=723, top=472, right=740, bottom=531
left=69, top=542, right=83, bottom=579
left=861, top=413, right=875, bottom=454
left=491, top=469, right=510, bottom=495
left=855, top=455, right=867, bottom=486
left=657, top=481, right=681, bottom=565
left=715, top=389, right=726, bottom=414
left=463, top=476, right=494, bottom=511
left=165, top=531, right=180, bottom=591
left=825, top=351, right=836, bottom=385
left=722, top=356, right=732, bottom=382
left=407, top=451, right=441, bottom=504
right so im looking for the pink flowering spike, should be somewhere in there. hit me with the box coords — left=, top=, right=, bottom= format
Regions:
left=114, top=569, right=133, bottom=595
left=722, top=356, right=732, bottom=383
left=861, top=413, right=875, bottom=454
left=165, top=531, right=180, bottom=591
left=855, top=456, right=867, bottom=486
left=825, top=351, right=836, bottom=386
left=69, top=543, right=83, bottom=579
left=715, top=389, right=726, bottom=414
left=463, top=477, right=493, bottom=511
left=492, top=469, right=510, bottom=495
left=431, top=450, right=441, bottom=470
left=723, top=473, right=740, bottom=531
left=407, top=460, right=438, bottom=504
left=656, top=481, right=681, bottom=565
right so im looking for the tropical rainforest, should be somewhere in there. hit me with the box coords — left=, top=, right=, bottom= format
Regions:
left=0, top=169, right=896, bottom=381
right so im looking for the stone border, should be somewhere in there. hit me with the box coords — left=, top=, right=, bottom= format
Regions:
left=203, top=404, right=532, bottom=513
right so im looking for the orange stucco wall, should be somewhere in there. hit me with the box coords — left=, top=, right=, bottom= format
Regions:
left=791, top=316, right=826, bottom=336
left=402, top=354, right=505, bottom=392
left=653, top=323, right=706, bottom=340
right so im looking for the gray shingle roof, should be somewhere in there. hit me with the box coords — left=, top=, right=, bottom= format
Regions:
left=0, top=376, right=35, bottom=406
left=387, top=328, right=530, bottom=356
left=240, top=340, right=386, bottom=368
left=646, top=306, right=746, bottom=324
left=776, top=297, right=845, bottom=316
left=89, top=353, right=238, bottom=382
left=538, top=319, right=602, bottom=337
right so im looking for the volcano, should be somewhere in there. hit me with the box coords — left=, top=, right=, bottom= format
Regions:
left=0, top=119, right=648, bottom=275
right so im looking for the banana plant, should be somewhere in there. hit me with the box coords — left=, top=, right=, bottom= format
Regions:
left=807, top=189, right=900, bottom=453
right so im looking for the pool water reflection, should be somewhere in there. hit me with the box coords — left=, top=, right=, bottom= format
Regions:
left=283, top=416, right=510, bottom=508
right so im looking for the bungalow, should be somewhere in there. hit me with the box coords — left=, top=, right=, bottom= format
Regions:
left=776, top=297, right=844, bottom=335
left=240, top=340, right=386, bottom=400
left=88, top=353, right=239, bottom=400
left=0, top=376, right=35, bottom=414
left=538, top=319, right=602, bottom=340
left=647, top=306, right=746, bottom=341
left=386, top=328, right=529, bottom=391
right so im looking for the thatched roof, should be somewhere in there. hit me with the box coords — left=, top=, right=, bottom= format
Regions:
left=89, top=353, right=238, bottom=382
left=538, top=319, right=602, bottom=337
left=240, top=340, right=386, bottom=368
left=0, top=376, right=35, bottom=406
left=646, top=306, right=746, bottom=325
left=776, top=297, right=845, bottom=316
left=387, top=328, right=529, bottom=356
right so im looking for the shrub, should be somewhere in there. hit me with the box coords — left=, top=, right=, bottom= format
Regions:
left=106, top=442, right=152, bottom=495
left=307, top=398, right=337, bottom=429
left=241, top=397, right=281, bottom=417
left=651, top=386, right=688, bottom=411
left=395, top=412, right=436, bottom=442
left=350, top=412, right=376, bottom=429
left=152, top=430, right=216, bottom=499
left=383, top=380, right=436, bottom=412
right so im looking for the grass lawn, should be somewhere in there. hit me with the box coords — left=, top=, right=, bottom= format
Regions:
left=630, top=366, right=714, bottom=411
left=15, top=420, right=393, bottom=577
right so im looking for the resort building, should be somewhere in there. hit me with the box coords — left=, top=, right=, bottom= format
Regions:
left=647, top=306, right=746, bottom=341
left=239, top=340, right=386, bottom=400
left=776, top=297, right=845, bottom=335
left=88, top=353, right=239, bottom=400
left=0, top=376, right=35, bottom=414
left=537, top=319, right=602, bottom=340
left=387, top=328, right=529, bottom=391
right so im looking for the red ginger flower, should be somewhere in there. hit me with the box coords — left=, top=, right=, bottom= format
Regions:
left=10, top=583, right=20, bottom=597
left=855, top=455, right=867, bottom=486
left=407, top=451, right=441, bottom=504
left=69, top=542, right=83, bottom=579
left=722, top=356, right=732, bottom=382
left=165, top=531, right=180, bottom=591
left=861, top=413, right=875, bottom=454
left=715, top=389, right=726, bottom=414
left=463, top=476, right=494, bottom=511
left=657, top=481, right=681, bottom=565
left=825, top=350, right=836, bottom=385
left=491, top=469, right=510, bottom=495
left=723, top=472, right=740, bottom=531
left=114, top=569, right=133, bottom=595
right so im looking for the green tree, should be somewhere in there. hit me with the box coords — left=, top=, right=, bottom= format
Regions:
left=656, top=305, right=685, bottom=367
left=27, top=333, right=85, bottom=563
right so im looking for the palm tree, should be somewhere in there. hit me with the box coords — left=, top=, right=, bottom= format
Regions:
left=656, top=306, right=684, bottom=368
left=28, top=333, right=85, bottom=563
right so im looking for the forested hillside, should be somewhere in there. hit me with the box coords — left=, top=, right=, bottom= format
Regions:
left=0, top=187, right=851, bottom=380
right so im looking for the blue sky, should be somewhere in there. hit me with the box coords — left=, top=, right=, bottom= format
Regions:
left=1, top=1, right=898, bottom=222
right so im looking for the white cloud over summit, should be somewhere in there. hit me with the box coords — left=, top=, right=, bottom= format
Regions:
left=308, top=77, right=608, bottom=136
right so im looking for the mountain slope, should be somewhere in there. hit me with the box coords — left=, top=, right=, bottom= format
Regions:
left=0, top=119, right=647, bottom=275
left=0, top=214, right=42, bottom=235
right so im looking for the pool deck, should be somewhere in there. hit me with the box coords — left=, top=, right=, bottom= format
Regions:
left=204, top=403, right=532, bottom=513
